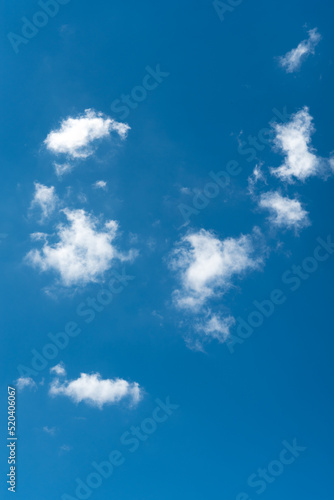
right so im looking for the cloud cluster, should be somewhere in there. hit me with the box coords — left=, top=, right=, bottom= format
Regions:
left=44, top=109, right=130, bottom=160
left=49, top=368, right=142, bottom=409
left=26, top=208, right=134, bottom=286
left=279, top=28, right=321, bottom=73
left=170, top=229, right=263, bottom=311
left=258, top=191, right=310, bottom=230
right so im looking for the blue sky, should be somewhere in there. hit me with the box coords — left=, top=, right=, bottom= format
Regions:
left=1, top=0, right=334, bottom=498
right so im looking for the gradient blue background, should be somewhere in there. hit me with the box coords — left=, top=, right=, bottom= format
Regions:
left=0, top=0, right=333, bottom=498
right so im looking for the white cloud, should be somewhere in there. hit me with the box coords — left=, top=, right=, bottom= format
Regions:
left=30, top=232, right=48, bottom=242
left=170, top=229, right=263, bottom=311
left=259, top=191, right=310, bottom=230
left=26, top=208, right=135, bottom=286
left=180, top=186, right=191, bottom=195
left=49, top=371, right=142, bottom=409
left=93, top=180, right=108, bottom=190
left=44, top=109, right=130, bottom=159
left=248, top=164, right=267, bottom=195
left=31, top=183, right=58, bottom=221
left=43, top=426, right=56, bottom=435
left=193, top=313, right=235, bottom=347
left=16, top=377, right=37, bottom=391
left=270, top=107, right=330, bottom=182
left=54, top=162, right=73, bottom=177
left=50, top=363, right=66, bottom=376
left=279, top=28, right=321, bottom=73
left=251, top=164, right=265, bottom=183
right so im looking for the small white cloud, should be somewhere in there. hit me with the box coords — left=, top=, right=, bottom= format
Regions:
left=252, top=164, right=265, bottom=182
left=259, top=191, right=310, bottom=230
left=77, top=192, right=88, bottom=204
left=279, top=28, right=321, bottom=73
left=93, top=180, right=108, bottom=190
left=194, top=313, right=235, bottom=346
left=30, top=183, right=58, bottom=221
left=248, top=164, right=267, bottom=195
left=50, top=363, right=66, bottom=376
left=49, top=371, right=142, bottom=409
left=30, top=232, right=48, bottom=241
left=59, top=444, right=72, bottom=454
left=16, top=377, right=37, bottom=391
left=44, top=109, right=130, bottom=159
left=170, top=229, right=263, bottom=311
left=54, top=162, right=73, bottom=177
left=43, top=426, right=57, bottom=435
left=26, top=208, right=135, bottom=286
left=270, top=107, right=331, bottom=182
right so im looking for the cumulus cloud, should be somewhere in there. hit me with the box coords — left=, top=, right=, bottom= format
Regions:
left=270, top=107, right=332, bottom=182
left=44, top=109, right=130, bottom=159
left=50, top=363, right=66, bottom=376
left=259, top=191, right=310, bottom=230
left=26, top=208, right=135, bottom=286
left=49, top=371, right=142, bottom=409
left=93, top=180, right=108, bottom=190
left=30, top=183, right=58, bottom=221
left=170, top=229, right=264, bottom=311
left=279, top=28, right=321, bottom=73
left=16, top=377, right=37, bottom=391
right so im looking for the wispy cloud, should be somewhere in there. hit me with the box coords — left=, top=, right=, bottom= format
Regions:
left=49, top=369, right=142, bottom=409
left=44, top=109, right=130, bottom=159
left=258, top=191, right=310, bottom=230
left=279, top=28, right=321, bottom=73
left=59, top=444, right=72, bottom=454
left=248, top=164, right=267, bottom=195
left=16, top=377, right=37, bottom=391
left=30, top=183, right=58, bottom=221
left=43, top=426, right=57, bottom=435
left=186, top=313, right=236, bottom=351
left=54, top=162, right=73, bottom=177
